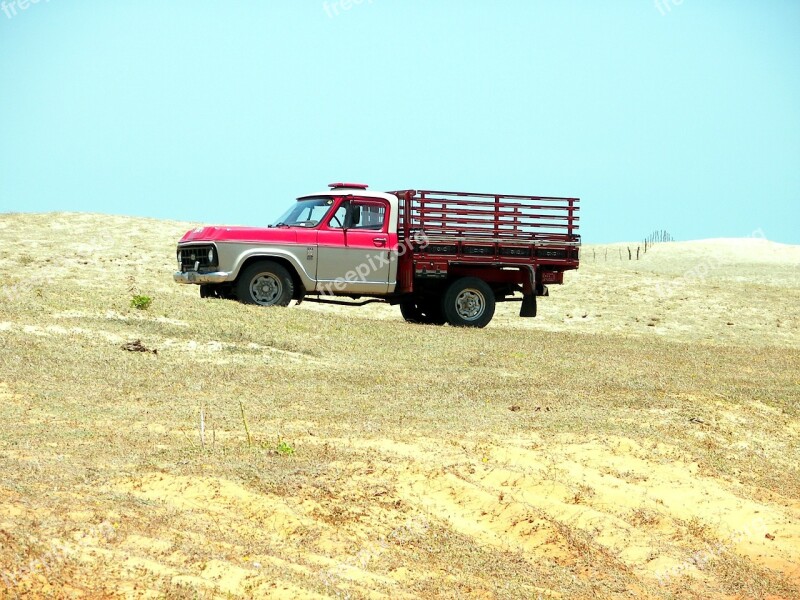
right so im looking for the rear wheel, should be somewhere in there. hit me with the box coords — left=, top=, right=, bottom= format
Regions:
left=236, top=261, right=294, bottom=307
left=442, top=277, right=495, bottom=328
left=399, top=298, right=446, bottom=325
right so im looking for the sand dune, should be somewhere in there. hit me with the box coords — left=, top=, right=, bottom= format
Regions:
left=0, top=213, right=798, bottom=599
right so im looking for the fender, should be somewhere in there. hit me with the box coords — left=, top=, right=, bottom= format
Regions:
left=227, top=245, right=317, bottom=291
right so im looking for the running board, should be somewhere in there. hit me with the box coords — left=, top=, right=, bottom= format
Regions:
left=298, top=297, right=388, bottom=308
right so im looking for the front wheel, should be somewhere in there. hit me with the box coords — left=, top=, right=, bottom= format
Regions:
left=236, top=261, right=295, bottom=307
left=442, top=277, right=495, bottom=328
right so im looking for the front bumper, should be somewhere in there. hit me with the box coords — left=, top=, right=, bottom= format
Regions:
left=174, top=271, right=231, bottom=284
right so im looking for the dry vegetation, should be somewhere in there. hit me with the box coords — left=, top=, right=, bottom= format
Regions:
left=0, top=212, right=799, bottom=599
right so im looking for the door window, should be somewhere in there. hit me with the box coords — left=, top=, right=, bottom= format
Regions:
left=351, top=202, right=386, bottom=230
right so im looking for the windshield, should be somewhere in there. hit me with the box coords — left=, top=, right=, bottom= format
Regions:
left=272, top=197, right=335, bottom=227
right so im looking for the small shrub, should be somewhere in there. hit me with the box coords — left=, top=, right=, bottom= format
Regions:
left=131, top=295, right=153, bottom=310
left=275, top=439, right=295, bottom=456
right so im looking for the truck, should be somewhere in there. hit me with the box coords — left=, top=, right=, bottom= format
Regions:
left=174, top=183, right=580, bottom=328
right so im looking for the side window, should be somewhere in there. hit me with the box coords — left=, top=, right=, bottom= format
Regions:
left=351, top=202, right=386, bottom=230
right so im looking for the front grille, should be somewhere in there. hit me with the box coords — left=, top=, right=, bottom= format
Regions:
left=178, top=244, right=218, bottom=271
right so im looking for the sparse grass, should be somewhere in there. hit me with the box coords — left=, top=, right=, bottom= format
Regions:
left=710, top=551, right=800, bottom=600
left=0, top=213, right=798, bottom=598
left=628, top=507, right=661, bottom=528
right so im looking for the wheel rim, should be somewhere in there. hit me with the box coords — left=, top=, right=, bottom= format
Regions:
left=249, top=273, right=282, bottom=305
left=454, top=288, right=485, bottom=321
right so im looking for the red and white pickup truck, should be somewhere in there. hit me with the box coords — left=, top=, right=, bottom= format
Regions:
left=174, top=183, right=580, bottom=327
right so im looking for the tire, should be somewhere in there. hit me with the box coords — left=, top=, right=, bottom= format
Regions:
left=399, top=298, right=446, bottom=325
left=442, top=277, right=495, bottom=328
left=236, top=261, right=295, bottom=307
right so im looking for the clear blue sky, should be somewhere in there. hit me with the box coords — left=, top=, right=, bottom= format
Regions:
left=1, top=1, right=798, bottom=243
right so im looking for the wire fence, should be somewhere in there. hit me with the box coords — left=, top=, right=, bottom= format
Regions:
left=586, top=230, right=674, bottom=262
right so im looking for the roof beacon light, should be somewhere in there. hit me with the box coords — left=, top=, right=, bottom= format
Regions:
left=328, top=182, right=369, bottom=190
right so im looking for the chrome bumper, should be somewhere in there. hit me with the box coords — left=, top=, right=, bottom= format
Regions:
left=174, top=271, right=231, bottom=284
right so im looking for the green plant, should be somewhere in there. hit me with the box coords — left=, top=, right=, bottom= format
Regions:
left=130, top=295, right=153, bottom=310
left=275, top=439, right=295, bottom=456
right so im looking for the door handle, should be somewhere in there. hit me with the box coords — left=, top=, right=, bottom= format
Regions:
left=373, top=237, right=387, bottom=247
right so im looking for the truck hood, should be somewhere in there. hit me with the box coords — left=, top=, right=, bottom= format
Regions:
left=179, top=226, right=302, bottom=244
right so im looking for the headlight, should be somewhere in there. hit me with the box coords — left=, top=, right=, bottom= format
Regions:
left=208, top=248, right=215, bottom=262
left=177, top=249, right=182, bottom=262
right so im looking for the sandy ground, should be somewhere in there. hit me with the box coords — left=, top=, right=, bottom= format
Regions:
left=0, top=213, right=798, bottom=599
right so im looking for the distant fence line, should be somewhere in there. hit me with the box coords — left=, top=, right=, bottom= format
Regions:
left=587, top=229, right=674, bottom=262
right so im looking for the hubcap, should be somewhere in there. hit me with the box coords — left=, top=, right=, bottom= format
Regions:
left=250, top=273, right=282, bottom=305
left=455, top=288, right=485, bottom=321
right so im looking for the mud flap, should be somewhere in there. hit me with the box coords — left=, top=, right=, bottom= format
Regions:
left=520, top=294, right=537, bottom=317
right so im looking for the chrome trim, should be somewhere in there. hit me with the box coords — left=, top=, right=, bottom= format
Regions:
left=174, top=271, right=231, bottom=284
left=316, top=279, right=393, bottom=286
left=454, top=287, right=487, bottom=321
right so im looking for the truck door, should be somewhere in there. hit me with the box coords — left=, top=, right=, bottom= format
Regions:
left=315, top=198, right=392, bottom=295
